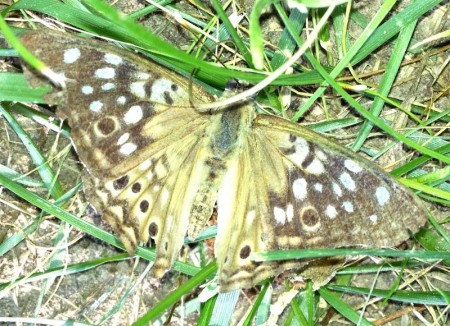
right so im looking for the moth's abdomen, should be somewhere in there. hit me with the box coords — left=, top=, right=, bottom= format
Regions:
left=187, top=103, right=254, bottom=239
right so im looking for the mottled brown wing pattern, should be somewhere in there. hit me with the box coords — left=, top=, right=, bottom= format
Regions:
left=215, top=114, right=427, bottom=291
left=86, top=134, right=205, bottom=273
left=19, top=30, right=428, bottom=292
left=20, top=30, right=215, bottom=274
left=20, top=30, right=213, bottom=177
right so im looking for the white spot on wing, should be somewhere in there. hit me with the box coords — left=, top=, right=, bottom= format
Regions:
left=342, top=201, right=354, bottom=213
left=119, top=142, right=137, bottom=155
left=325, top=205, right=337, bottom=219
left=161, top=187, right=170, bottom=205
left=286, top=204, right=294, bottom=222
left=89, top=100, right=103, bottom=112
left=340, top=172, right=356, bottom=191
left=314, top=183, right=323, bottom=192
left=63, top=48, right=80, bottom=64
left=139, top=159, right=152, bottom=170
left=136, top=72, right=151, bottom=80
left=305, top=158, right=325, bottom=175
left=293, top=178, right=307, bottom=200
left=274, top=207, right=286, bottom=225
left=117, top=96, right=126, bottom=105
left=117, top=132, right=130, bottom=146
left=104, top=53, right=123, bottom=65
left=146, top=171, right=154, bottom=181
left=151, top=78, right=171, bottom=92
left=344, top=159, right=363, bottom=173
left=332, top=182, right=342, bottom=197
left=315, top=150, right=327, bottom=161
left=375, top=186, right=390, bottom=206
left=286, top=137, right=309, bottom=167
left=81, top=85, right=93, bottom=95
left=124, top=105, right=143, bottom=124
left=95, top=67, right=115, bottom=79
left=130, top=81, right=146, bottom=98
left=101, top=82, right=116, bottom=90
left=150, top=78, right=187, bottom=103
left=246, top=210, right=256, bottom=224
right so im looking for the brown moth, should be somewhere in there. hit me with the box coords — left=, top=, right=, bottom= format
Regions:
left=20, top=30, right=427, bottom=292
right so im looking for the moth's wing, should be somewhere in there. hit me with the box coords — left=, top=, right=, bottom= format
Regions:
left=86, top=133, right=209, bottom=275
left=20, top=30, right=213, bottom=271
left=215, top=114, right=427, bottom=292
left=20, top=30, right=213, bottom=178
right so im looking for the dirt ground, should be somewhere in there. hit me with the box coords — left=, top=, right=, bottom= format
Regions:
left=1, top=0, right=449, bottom=325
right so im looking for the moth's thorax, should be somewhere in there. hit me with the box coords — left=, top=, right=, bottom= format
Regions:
left=208, top=102, right=254, bottom=159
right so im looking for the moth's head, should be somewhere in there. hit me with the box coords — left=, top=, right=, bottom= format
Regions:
left=223, top=79, right=252, bottom=95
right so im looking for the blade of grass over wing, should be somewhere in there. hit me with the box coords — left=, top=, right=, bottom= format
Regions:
left=251, top=248, right=450, bottom=262
left=7, top=0, right=226, bottom=87
left=0, top=18, right=66, bottom=87
left=8, top=0, right=329, bottom=88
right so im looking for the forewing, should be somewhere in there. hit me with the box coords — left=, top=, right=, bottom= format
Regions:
left=20, top=30, right=212, bottom=178
left=216, top=114, right=427, bottom=292
left=20, top=30, right=213, bottom=268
